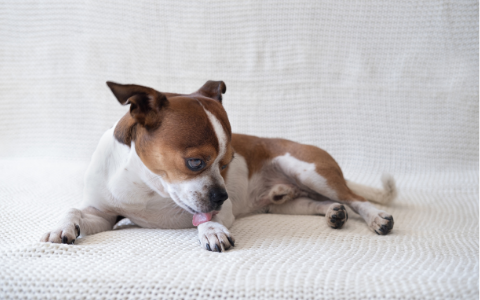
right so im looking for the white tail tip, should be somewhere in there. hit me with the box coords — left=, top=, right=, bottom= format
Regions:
left=346, top=174, right=398, bottom=205
left=380, top=174, right=397, bottom=205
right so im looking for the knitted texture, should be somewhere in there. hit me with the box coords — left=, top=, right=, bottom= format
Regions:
left=0, top=1, right=478, bottom=299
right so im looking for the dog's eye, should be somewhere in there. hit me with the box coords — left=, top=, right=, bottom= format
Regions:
left=186, top=158, right=205, bottom=171
left=221, top=164, right=228, bottom=170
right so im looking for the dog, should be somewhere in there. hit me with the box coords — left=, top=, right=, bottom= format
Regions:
left=41, top=80, right=396, bottom=252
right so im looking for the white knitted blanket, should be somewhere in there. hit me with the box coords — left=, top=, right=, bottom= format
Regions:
left=0, top=1, right=478, bottom=299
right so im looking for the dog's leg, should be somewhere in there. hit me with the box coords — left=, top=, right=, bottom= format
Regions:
left=313, top=189, right=394, bottom=235
left=345, top=200, right=394, bottom=235
left=40, top=206, right=117, bottom=244
left=312, top=188, right=393, bottom=235
left=268, top=197, right=348, bottom=229
left=197, top=199, right=235, bottom=252
left=274, top=153, right=394, bottom=235
left=312, top=187, right=393, bottom=235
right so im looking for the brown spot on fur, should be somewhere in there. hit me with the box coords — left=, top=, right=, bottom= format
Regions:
left=231, top=133, right=288, bottom=177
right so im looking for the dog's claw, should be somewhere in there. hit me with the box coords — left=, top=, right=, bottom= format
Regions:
left=198, top=222, right=234, bottom=252
left=227, top=236, right=235, bottom=247
left=75, top=224, right=80, bottom=237
left=61, top=236, right=68, bottom=244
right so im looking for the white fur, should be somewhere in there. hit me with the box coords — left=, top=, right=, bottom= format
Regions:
left=224, top=154, right=251, bottom=217
left=197, top=219, right=234, bottom=252
left=349, top=201, right=393, bottom=234
left=203, top=108, right=228, bottom=169
left=82, top=126, right=193, bottom=229
left=269, top=197, right=335, bottom=215
left=346, top=174, right=397, bottom=205
left=273, top=153, right=338, bottom=200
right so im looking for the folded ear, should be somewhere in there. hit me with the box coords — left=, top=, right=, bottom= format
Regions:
left=106, top=81, right=169, bottom=129
left=196, top=80, right=226, bottom=103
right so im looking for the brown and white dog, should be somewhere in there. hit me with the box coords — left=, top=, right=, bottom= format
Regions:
left=41, top=80, right=396, bottom=252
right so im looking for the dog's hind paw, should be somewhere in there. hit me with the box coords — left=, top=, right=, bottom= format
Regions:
left=326, top=203, right=348, bottom=229
left=197, top=221, right=235, bottom=252
left=40, top=223, right=80, bottom=244
left=371, top=212, right=394, bottom=235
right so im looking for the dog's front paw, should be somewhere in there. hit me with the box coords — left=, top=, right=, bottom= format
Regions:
left=370, top=212, right=394, bottom=235
left=40, top=224, right=80, bottom=244
left=197, top=221, right=235, bottom=252
left=326, top=203, right=348, bottom=229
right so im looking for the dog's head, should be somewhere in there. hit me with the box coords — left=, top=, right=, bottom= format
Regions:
left=107, top=80, right=234, bottom=214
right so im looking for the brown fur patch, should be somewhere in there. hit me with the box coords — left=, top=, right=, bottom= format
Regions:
left=232, top=133, right=365, bottom=202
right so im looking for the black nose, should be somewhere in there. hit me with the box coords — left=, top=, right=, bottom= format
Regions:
left=209, top=187, right=228, bottom=204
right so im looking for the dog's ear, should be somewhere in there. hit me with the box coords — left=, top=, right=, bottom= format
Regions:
left=106, top=81, right=169, bottom=129
left=196, top=80, right=226, bottom=103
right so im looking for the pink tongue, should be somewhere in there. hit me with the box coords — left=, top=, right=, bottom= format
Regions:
left=192, top=212, right=213, bottom=226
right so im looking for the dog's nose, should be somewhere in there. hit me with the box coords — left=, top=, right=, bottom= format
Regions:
left=209, top=187, right=228, bottom=204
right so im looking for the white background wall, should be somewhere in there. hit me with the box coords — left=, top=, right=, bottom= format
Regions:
left=0, top=1, right=477, bottom=175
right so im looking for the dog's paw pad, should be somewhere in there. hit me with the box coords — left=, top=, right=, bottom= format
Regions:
left=198, top=222, right=235, bottom=252
left=371, top=212, right=394, bottom=235
left=40, top=224, right=79, bottom=244
left=326, top=204, right=348, bottom=229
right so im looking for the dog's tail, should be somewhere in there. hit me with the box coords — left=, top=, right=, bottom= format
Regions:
left=346, top=174, right=397, bottom=205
